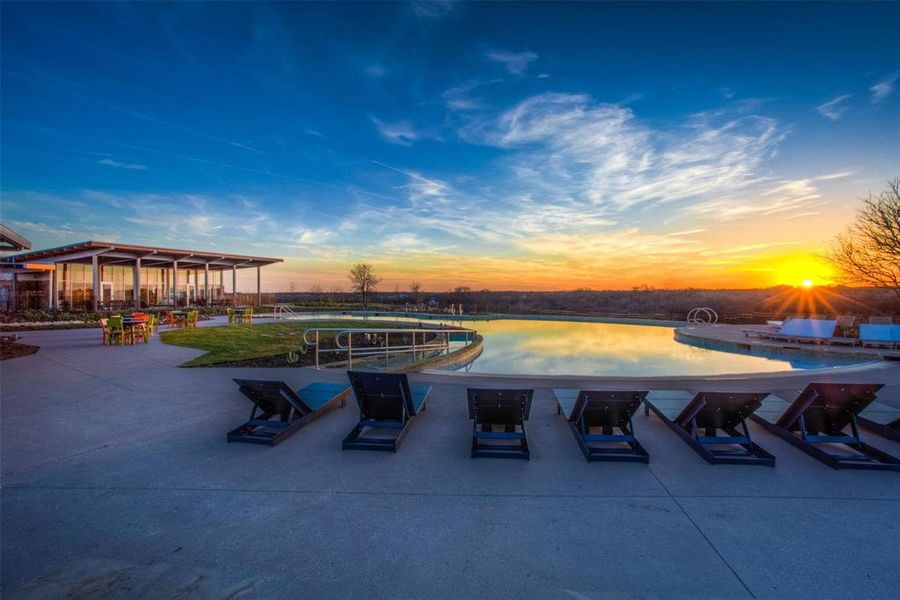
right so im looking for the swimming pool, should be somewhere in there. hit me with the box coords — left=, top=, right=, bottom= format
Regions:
left=285, top=313, right=871, bottom=377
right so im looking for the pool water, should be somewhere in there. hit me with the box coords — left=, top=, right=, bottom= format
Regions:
left=289, top=314, right=869, bottom=377
left=452, top=319, right=868, bottom=376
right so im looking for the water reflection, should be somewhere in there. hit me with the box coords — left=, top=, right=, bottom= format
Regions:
left=291, top=314, right=866, bottom=377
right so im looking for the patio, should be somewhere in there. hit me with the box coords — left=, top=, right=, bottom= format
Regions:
left=1, top=326, right=899, bottom=598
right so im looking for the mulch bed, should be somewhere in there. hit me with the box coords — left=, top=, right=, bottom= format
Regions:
left=0, top=336, right=40, bottom=360
left=202, top=352, right=321, bottom=368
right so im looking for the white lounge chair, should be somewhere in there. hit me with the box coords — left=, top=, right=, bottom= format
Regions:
left=744, top=318, right=841, bottom=344
left=859, top=324, right=900, bottom=349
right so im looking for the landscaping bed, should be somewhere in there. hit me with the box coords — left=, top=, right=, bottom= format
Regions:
left=160, top=320, right=446, bottom=367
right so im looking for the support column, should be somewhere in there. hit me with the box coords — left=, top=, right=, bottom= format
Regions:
left=48, top=267, right=56, bottom=310
left=134, top=258, right=141, bottom=309
left=92, top=255, right=100, bottom=311
left=232, top=265, right=237, bottom=306
left=204, top=263, right=210, bottom=305
left=256, top=266, right=261, bottom=307
left=11, top=273, right=18, bottom=312
left=172, top=260, right=179, bottom=307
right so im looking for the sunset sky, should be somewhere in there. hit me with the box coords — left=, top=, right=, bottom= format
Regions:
left=2, top=2, right=898, bottom=292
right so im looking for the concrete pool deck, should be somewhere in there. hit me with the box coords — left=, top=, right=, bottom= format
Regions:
left=2, top=325, right=899, bottom=599
left=676, top=322, right=900, bottom=363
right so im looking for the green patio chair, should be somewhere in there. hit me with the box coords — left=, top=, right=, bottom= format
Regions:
left=106, top=316, right=127, bottom=346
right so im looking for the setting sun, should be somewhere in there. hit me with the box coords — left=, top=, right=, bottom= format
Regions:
left=801, top=279, right=814, bottom=288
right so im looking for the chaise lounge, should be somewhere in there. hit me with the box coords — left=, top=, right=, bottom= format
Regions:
left=743, top=318, right=847, bottom=345
left=228, top=378, right=350, bottom=445
left=343, top=371, right=431, bottom=452
left=858, top=324, right=900, bottom=349
left=644, top=390, right=774, bottom=465
left=553, top=389, right=648, bottom=462
left=858, top=398, right=900, bottom=442
left=467, top=388, right=533, bottom=459
left=750, top=382, right=900, bottom=471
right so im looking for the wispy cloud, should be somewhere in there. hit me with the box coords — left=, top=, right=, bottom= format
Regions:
left=371, top=116, right=421, bottom=146
left=817, top=94, right=852, bottom=120
left=870, top=74, right=897, bottom=103
left=409, top=0, right=458, bottom=19
left=460, top=92, right=782, bottom=211
left=98, top=158, right=147, bottom=170
left=484, top=49, right=538, bottom=75
left=365, top=63, right=386, bottom=78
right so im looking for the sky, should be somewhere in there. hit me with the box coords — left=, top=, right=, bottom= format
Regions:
left=1, top=1, right=898, bottom=292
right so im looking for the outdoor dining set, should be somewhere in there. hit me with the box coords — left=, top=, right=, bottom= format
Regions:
left=99, top=310, right=198, bottom=346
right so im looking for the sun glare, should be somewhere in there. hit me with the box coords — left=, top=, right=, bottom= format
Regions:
left=801, top=279, right=814, bottom=289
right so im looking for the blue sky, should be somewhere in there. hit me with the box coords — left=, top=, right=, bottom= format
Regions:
left=2, top=1, right=898, bottom=290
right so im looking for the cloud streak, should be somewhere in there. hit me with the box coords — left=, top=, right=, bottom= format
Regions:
left=98, top=158, right=147, bottom=170
left=817, top=94, right=852, bottom=120
left=870, top=74, right=897, bottom=103
left=484, top=49, right=538, bottom=75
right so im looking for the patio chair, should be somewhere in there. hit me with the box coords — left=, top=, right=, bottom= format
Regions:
left=106, top=315, right=129, bottom=346
left=859, top=324, right=900, bottom=349
left=343, top=371, right=430, bottom=452
left=858, top=398, right=900, bottom=442
left=836, top=315, right=857, bottom=337
left=242, top=307, right=253, bottom=323
left=226, top=307, right=234, bottom=324
left=163, top=310, right=178, bottom=327
left=644, top=390, right=774, bottom=466
left=553, top=389, right=648, bottom=462
left=185, top=310, right=199, bottom=329
left=750, top=383, right=899, bottom=471
left=229, top=379, right=350, bottom=446
left=99, top=318, right=110, bottom=345
left=467, top=388, right=533, bottom=459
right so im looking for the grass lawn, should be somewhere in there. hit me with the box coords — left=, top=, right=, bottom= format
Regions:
left=159, top=320, right=415, bottom=366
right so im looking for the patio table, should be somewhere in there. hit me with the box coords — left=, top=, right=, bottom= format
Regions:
left=122, top=316, right=150, bottom=344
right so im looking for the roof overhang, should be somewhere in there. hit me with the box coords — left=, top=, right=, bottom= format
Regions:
left=1, top=241, right=283, bottom=270
left=0, top=224, right=32, bottom=251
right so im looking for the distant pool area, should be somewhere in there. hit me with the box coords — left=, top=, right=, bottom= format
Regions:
left=282, top=313, right=874, bottom=377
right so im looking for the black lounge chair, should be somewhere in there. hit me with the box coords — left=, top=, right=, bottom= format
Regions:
left=467, top=388, right=533, bottom=459
left=553, top=389, right=649, bottom=462
left=750, top=383, right=900, bottom=471
left=228, top=379, right=349, bottom=446
left=644, top=390, right=774, bottom=466
left=343, top=371, right=431, bottom=452
left=858, top=400, right=900, bottom=442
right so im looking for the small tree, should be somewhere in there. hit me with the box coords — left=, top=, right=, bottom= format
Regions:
left=409, top=281, right=422, bottom=304
left=829, top=178, right=900, bottom=303
left=348, top=263, right=381, bottom=309
left=287, top=281, right=297, bottom=294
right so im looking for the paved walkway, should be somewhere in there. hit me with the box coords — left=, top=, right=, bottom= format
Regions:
left=2, top=325, right=899, bottom=599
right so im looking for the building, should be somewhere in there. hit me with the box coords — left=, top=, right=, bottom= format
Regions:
left=1, top=240, right=282, bottom=311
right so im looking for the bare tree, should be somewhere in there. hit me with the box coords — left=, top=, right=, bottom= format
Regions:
left=348, top=263, right=381, bottom=309
left=409, top=281, right=422, bottom=304
left=829, top=178, right=900, bottom=303
left=287, top=281, right=297, bottom=294
left=309, top=284, right=323, bottom=294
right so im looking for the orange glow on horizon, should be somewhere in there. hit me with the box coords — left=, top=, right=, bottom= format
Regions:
left=242, top=246, right=842, bottom=292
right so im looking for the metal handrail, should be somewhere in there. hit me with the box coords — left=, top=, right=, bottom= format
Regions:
left=302, top=326, right=476, bottom=369
left=687, top=307, right=719, bottom=325
left=273, top=304, right=298, bottom=319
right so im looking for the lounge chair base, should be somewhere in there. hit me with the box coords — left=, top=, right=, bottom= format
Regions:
left=858, top=417, right=900, bottom=442
left=568, top=421, right=649, bottom=463
left=342, top=412, right=422, bottom=453
left=471, top=424, right=529, bottom=459
left=751, top=415, right=900, bottom=471
left=227, top=382, right=348, bottom=446
left=645, top=402, right=775, bottom=466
